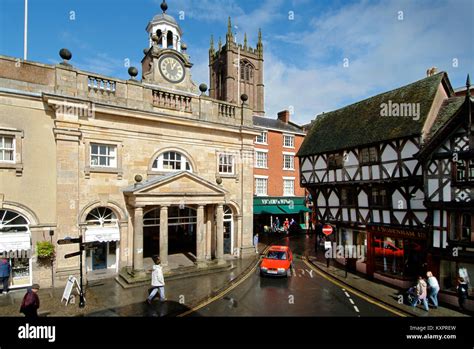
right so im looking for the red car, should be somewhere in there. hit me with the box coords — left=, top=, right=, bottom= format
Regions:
left=260, top=245, right=293, bottom=277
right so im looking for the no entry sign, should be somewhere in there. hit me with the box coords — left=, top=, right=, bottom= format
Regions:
left=322, top=224, right=333, bottom=236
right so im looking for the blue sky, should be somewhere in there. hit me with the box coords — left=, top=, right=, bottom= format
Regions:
left=0, top=0, right=473, bottom=124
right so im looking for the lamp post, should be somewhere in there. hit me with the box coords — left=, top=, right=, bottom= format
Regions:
left=49, top=230, right=54, bottom=289
left=79, top=235, right=85, bottom=308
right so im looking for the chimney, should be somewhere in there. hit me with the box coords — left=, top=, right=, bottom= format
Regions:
left=277, top=110, right=290, bottom=124
left=426, top=67, right=438, bottom=77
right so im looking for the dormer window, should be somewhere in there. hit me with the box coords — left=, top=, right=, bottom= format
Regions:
left=152, top=151, right=192, bottom=172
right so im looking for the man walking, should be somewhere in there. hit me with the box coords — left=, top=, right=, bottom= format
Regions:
left=254, top=233, right=259, bottom=254
left=146, top=256, right=166, bottom=304
left=0, top=258, right=10, bottom=295
left=426, top=271, right=440, bottom=309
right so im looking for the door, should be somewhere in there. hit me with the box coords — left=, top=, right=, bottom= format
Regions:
left=92, top=243, right=107, bottom=270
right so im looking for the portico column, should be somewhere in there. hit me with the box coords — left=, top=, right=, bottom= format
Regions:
left=196, top=205, right=207, bottom=268
left=133, top=206, right=145, bottom=277
left=160, top=205, right=169, bottom=270
left=216, top=203, right=225, bottom=265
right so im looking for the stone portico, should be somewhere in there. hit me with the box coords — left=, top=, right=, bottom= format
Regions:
left=122, top=171, right=241, bottom=278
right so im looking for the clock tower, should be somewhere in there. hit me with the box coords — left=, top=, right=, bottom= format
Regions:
left=141, top=0, right=198, bottom=93
left=209, top=18, right=265, bottom=115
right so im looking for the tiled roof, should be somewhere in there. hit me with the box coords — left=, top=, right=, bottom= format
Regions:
left=298, top=72, right=447, bottom=156
left=253, top=116, right=304, bottom=134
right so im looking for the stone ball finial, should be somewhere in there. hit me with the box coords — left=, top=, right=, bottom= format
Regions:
left=128, top=67, right=138, bottom=79
left=134, top=174, right=143, bottom=183
left=59, top=48, right=72, bottom=61
left=240, top=94, right=249, bottom=102
left=181, top=42, right=187, bottom=51
left=199, top=83, right=208, bottom=93
left=161, top=0, right=168, bottom=13
left=216, top=176, right=222, bottom=185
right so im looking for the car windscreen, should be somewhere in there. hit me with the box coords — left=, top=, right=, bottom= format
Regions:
left=266, top=251, right=287, bottom=260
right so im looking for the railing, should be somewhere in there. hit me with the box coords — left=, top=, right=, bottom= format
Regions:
left=152, top=90, right=192, bottom=112
left=218, top=102, right=236, bottom=118
left=87, top=76, right=116, bottom=93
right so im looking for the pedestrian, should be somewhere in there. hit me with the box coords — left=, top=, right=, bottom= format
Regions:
left=0, top=258, right=11, bottom=295
left=275, top=217, right=280, bottom=231
left=253, top=233, right=259, bottom=254
left=457, top=277, right=469, bottom=311
left=426, top=271, right=440, bottom=309
left=283, top=218, right=289, bottom=233
left=411, top=276, right=429, bottom=311
left=146, top=256, right=166, bottom=304
left=20, top=284, right=40, bottom=318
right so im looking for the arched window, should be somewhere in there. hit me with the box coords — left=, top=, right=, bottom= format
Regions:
left=0, top=209, right=29, bottom=233
left=152, top=151, right=193, bottom=172
left=85, top=207, right=118, bottom=228
left=167, top=31, right=174, bottom=48
left=156, top=29, right=163, bottom=47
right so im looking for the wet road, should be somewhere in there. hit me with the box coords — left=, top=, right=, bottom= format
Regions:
left=192, top=234, right=395, bottom=317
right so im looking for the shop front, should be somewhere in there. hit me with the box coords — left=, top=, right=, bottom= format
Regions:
left=253, top=197, right=310, bottom=234
left=0, top=209, right=32, bottom=288
left=83, top=207, right=120, bottom=276
left=366, top=224, right=428, bottom=288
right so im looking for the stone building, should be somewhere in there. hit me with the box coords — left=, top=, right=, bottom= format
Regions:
left=0, top=2, right=257, bottom=288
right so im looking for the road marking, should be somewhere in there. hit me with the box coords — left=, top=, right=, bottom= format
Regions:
left=344, top=292, right=351, bottom=298
left=349, top=299, right=355, bottom=305
left=302, top=258, right=409, bottom=317
left=178, top=245, right=272, bottom=317
left=354, top=306, right=360, bottom=313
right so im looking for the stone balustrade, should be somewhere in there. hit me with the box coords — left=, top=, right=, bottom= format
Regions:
left=217, top=101, right=236, bottom=118
left=152, top=89, right=192, bottom=112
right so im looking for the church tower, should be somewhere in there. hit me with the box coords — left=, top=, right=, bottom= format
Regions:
left=141, top=0, right=198, bottom=94
left=209, top=18, right=265, bottom=116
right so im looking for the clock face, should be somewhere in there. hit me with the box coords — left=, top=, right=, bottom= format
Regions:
left=159, top=55, right=185, bottom=83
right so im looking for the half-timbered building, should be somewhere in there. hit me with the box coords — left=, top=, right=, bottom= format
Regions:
left=298, top=72, right=464, bottom=288
left=417, top=76, right=473, bottom=310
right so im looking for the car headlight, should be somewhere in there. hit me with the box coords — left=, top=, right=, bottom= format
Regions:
left=260, top=266, right=267, bottom=270
left=277, top=268, right=285, bottom=272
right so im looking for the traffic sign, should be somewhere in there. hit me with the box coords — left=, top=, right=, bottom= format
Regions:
left=57, top=237, right=81, bottom=245
left=64, top=251, right=82, bottom=259
left=322, top=224, right=333, bottom=236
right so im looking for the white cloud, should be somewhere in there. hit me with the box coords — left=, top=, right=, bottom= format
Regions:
left=264, top=0, right=474, bottom=124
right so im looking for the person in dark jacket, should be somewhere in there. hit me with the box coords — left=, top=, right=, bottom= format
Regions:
left=0, top=258, right=11, bottom=295
left=457, top=277, right=469, bottom=310
left=20, top=284, right=40, bottom=318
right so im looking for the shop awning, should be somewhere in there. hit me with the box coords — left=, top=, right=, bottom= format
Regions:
left=278, top=204, right=311, bottom=214
left=254, top=204, right=311, bottom=215
left=0, top=232, right=31, bottom=252
left=84, top=227, right=120, bottom=243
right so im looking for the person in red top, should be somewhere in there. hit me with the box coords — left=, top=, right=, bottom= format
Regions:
left=283, top=218, right=290, bottom=233
left=20, top=283, right=40, bottom=318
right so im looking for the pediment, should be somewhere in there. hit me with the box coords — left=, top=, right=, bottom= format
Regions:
left=127, top=172, right=227, bottom=197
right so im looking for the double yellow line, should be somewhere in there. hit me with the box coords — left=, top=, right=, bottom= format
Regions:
left=302, top=257, right=409, bottom=317
left=177, top=245, right=271, bottom=317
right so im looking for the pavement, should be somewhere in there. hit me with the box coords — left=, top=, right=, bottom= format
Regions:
left=307, top=249, right=470, bottom=317
left=0, top=246, right=265, bottom=317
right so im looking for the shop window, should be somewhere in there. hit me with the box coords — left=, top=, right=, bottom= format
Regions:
left=439, top=260, right=473, bottom=293
left=373, top=235, right=425, bottom=278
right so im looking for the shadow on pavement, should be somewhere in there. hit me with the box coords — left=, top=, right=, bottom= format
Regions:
left=84, top=300, right=200, bottom=317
